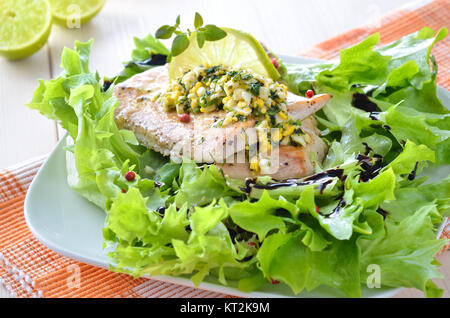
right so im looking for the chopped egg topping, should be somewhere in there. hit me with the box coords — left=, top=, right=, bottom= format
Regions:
left=161, top=64, right=310, bottom=172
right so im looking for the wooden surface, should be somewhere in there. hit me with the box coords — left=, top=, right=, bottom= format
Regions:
left=0, top=0, right=448, bottom=298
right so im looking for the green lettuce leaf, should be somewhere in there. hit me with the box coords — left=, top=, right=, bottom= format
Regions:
left=27, top=28, right=449, bottom=298
left=174, top=160, right=239, bottom=207
left=105, top=33, right=169, bottom=85
left=283, top=27, right=449, bottom=165
left=29, top=40, right=145, bottom=208
left=257, top=231, right=361, bottom=297
left=359, top=205, right=448, bottom=297
left=229, top=190, right=297, bottom=240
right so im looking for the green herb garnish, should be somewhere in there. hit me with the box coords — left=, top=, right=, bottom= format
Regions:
left=249, top=82, right=262, bottom=96
left=155, top=13, right=227, bottom=59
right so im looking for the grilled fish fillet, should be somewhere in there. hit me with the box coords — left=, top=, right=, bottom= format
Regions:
left=114, top=65, right=330, bottom=179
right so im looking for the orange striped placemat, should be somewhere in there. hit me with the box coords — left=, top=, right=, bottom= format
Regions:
left=1, top=0, right=449, bottom=298
left=0, top=158, right=229, bottom=298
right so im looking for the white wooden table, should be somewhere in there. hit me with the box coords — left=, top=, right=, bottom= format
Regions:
left=0, top=0, right=448, bottom=298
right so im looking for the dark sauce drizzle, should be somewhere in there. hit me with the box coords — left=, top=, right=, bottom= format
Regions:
left=376, top=207, right=389, bottom=220
left=240, top=169, right=344, bottom=194
left=103, top=79, right=114, bottom=92
left=369, top=112, right=381, bottom=121
left=356, top=153, right=383, bottom=182
left=362, top=142, right=372, bottom=155
left=321, top=153, right=385, bottom=218
left=127, top=54, right=168, bottom=68
left=156, top=206, right=166, bottom=215
left=241, top=151, right=384, bottom=195
left=324, top=198, right=347, bottom=219
left=241, top=151, right=386, bottom=222
left=102, top=54, right=168, bottom=92
left=408, top=161, right=419, bottom=181
left=317, top=179, right=333, bottom=194
left=351, top=93, right=380, bottom=113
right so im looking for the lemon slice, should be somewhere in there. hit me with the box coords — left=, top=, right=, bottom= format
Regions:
left=48, top=0, right=106, bottom=26
left=169, top=28, right=280, bottom=81
left=0, top=0, right=52, bottom=60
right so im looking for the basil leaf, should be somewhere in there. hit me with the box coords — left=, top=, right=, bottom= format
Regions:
left=194, top=12, right=203, bottom=29
left=175, top=15, right=181, bottom=26
left=197, top=31, right=206, bottom=48
left=203, top=25, right=227, bottom=41
left=171, top=34, right=190, bottom=56
left=155, top=25, right=175, bottom=39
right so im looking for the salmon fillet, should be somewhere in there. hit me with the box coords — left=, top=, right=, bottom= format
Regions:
left=113, top=65, right=330, bottom=179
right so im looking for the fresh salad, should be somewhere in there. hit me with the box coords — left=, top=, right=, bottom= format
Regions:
left=28, top=14, right=449, bottom=298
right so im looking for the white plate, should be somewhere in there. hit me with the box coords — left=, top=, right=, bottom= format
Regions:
left=24, top=55, right=450, bottom=298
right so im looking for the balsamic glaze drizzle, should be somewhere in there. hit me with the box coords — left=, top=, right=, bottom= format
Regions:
left=324, top=198, right=347, bottom=218
left=362, top=142, right=372, bottom=155
left=240, top=169, right=344, bottom=194
left=351, top=93, right=380, bottom=113
left=369, top=112, right=381, bottom=121
left=408, top=161, right=419, bottom=181
left=356, top=153, right=383, bottom=182
left=156, top=206, right=166, bottom=215
left=154, top=181, right=163, bottom=188
left=125, top=54, right=168, bottom=68
left=241, top=150, right=384, bottom=195
left=102, top=80, right=114, bottom=92
left=376, top=207, right=389, bottom=220
left=102, top=54, right=168, bottom=92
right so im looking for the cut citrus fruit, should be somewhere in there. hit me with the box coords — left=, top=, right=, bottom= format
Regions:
left=169, top=28, right=280, bottom=81
left=0, top=0, right=52, bottom=60
left=48, top=0, right=106, bottom=26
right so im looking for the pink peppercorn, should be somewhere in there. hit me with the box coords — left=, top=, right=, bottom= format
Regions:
left=271, top=57, right=280, bottom=69
left=270, top=278, right=280, bottom=285
left=305, top=89, right=314, bottom=98
left=179, top=113, right=191, bottom=123
left=125, top=171, right=136, bottom=182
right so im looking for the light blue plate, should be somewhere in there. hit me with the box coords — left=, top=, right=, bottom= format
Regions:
left=24, top=55, right=450, bottom=298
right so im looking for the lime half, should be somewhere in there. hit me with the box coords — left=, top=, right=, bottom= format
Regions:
left=169, top=28, right=280, bottom=81
left=0, top=0, right=52, bottom=60
left=49, top=0, right=106, bottom=27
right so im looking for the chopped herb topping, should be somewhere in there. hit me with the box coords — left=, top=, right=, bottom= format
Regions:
left=161, top=64, right=308, bottom=152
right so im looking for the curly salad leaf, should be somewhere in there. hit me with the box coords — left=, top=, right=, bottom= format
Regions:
left=284, top=27, right=449, bottom=165
left=27, top=29, right=449, bottom=298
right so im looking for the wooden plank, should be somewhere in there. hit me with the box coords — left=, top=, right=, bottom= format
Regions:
left=0, top=45, right=57, bottom=169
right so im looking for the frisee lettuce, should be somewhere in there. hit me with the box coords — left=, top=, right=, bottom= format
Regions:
left=284, top=26, right=449, bottom=165
left=27, top=28, right=449, bottom=298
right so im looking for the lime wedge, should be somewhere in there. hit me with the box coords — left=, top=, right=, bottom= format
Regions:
left=0, top=0, right=52, bottom=60
left=48, top=0, right=106, bottom=26
left=169, top=28, right=280, bottom=81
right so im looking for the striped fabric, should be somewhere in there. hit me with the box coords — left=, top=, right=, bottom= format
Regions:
left=0, top=157, right=228, bottom=298
left=0, top=0, right=449, bottom=298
